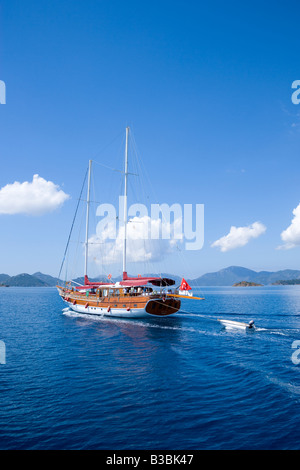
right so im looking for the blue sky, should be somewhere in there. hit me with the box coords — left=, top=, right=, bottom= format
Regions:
left=1, top=0, right=300, bottom=279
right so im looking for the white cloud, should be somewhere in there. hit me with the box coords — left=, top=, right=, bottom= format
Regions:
left=0, top=174, right=70, bottom=215
left=211, top=221, right=266, bottom=252
left=278, top=203, right=300, bottom=249
left=88, top=215, right=183, bottom=265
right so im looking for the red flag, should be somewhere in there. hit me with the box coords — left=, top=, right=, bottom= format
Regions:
left=180, top=278, right=192, bottom=291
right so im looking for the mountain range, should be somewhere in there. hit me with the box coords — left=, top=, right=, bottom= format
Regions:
left=1, top=266, right=300, bottom=287
left=188, top=266, right=300, bottom=286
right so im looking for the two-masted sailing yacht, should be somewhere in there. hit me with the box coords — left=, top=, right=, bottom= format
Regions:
left=57, top=128, right=203, bottom=318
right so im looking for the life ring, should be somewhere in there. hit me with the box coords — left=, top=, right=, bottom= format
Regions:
left=138, top=274, right=142, bottom=278
left=108, top=274, right=112, bottom=280
left=127, top=307, right=130, bottom=311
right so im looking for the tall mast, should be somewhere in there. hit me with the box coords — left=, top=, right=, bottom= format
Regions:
left=123, top=127, right=129, bottom=277
left=84, top=159, right=92, bottom=280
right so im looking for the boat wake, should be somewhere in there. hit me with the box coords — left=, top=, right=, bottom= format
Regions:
left=62, top=308, right=299, bottom=340
left=62, top=308, right=219, bottom=335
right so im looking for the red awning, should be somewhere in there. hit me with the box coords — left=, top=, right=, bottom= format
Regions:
left=119, top=279, right=152, bottom=287
left=121, top=272, right=175, bottom=287
left=78, top=274, right=176, bottom=289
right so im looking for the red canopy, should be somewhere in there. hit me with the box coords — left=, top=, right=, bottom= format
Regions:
left=122, top=272, right=175, bottom=287
left=76, top=274, right=176, bottom=289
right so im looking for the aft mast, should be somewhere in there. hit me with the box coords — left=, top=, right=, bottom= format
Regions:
left=84, top=159, right=92, bottom=284
left=123, top=127, right=129, bottom=280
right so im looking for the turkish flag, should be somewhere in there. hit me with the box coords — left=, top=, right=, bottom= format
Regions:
left=180, top=278, right=192, bottom=291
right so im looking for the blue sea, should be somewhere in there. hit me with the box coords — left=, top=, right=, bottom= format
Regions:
left=1, top=285, right=300, bottom=450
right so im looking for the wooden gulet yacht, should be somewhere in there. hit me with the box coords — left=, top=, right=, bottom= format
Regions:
left=57, top=128, right=203, bottom=318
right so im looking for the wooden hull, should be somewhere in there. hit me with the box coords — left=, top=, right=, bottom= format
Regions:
left=57, top=287, right=181, bottom=318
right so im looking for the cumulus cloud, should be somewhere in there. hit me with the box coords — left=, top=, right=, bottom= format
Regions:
left=88, top=215, right=183, bottom=265
left=211, top=222, right=266, bottom=252
left=0, top=174, right=70, bottom=215
left=278, top=203, right=300, bottom=249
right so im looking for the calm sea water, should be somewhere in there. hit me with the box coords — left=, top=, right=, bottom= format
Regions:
left=1, top=285, right=300, bottom=450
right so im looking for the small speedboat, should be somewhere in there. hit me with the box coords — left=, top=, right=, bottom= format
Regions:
left=218, top=319, right=255, bottom=330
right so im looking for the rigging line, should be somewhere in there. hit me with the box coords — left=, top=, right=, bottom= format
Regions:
left=89, top=129, right=124, bottom=162
left=92, top=159, right=138, bottom=176
left=127, top=134, right=163, bottom=277
left=57, top=167, right=89, bottom=282
left=133, top=143, right=197, bottom=288
left=68, top=240, right=108, bottom=245
left=69, top=203, right=88, bottom=281
left=78, top=199, right=104, bottom=204
left=92, top=159, right=123, bottom=173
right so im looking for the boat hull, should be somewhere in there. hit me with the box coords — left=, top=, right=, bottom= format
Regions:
left=65, top=301, right=150, bottom=318
left=218, top=319, right=255, bottom=330
left=58, top=287, right=181, bottom=318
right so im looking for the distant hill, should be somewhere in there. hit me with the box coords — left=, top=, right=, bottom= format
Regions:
left=1, top=266, right=300, bottom=287
left=190, top=266, right=300, bottom=286
left=253, top=270, right=300, bottom=285
left=0, top=274, right=11, bottom=284
left=272, top=279, right=300, bottom=285
left=6, top=273, right=49, bottom=287
left=32, top=272, right=61, bottom=287
left=0, top=272, right=62, bottom=287
left=190, top=266, right=257, bottom=286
